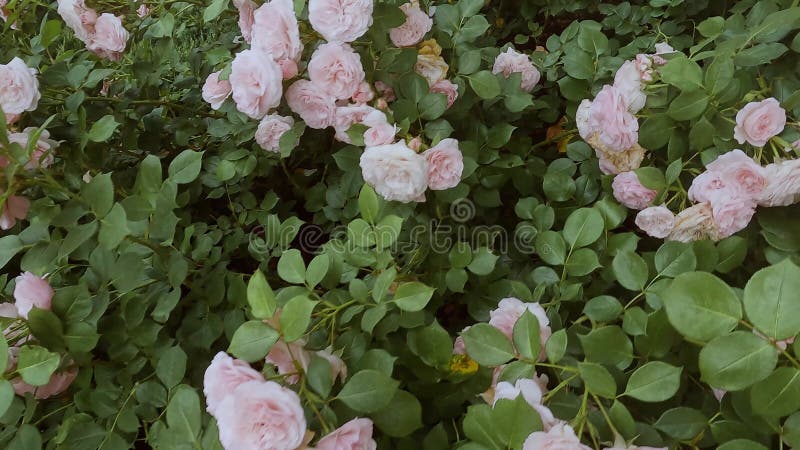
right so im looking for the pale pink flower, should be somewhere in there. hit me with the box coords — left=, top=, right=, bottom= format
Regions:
left=265, top=340, right=311, bottom=384
left=430, top=79, right=458, bottom=107
left=712, top=196, right=756, bottom=238
left=705, top=149, right=766, bottom=198
left=479, top=365, right=504, bottom=404
left=613, top=60, right=646, bottom=113
left=351, top=82, right=375, bottom=104
left=361, top=109, right=397, bottom=146
left=229, top=49, right=283, bottom=119
left=202, top=71, right=232, bottom=110
left=0, top=57, right=40, bottom=120
left=86, top=14, right=129, bottom=61
left=315, top=418, right=376, bottom=450
left=423, top=138, right=463, bottom=190
left=576, top=99, right=593, bottom=140
left=415, top=54, right=449, bottom=86
left=407, top=136, right=422, bottom=151
left=0, top=195, right=29, bottom=230
left=57, top=0, right=97, bottom=42
left=734, top=98, right=786, bottom=147
left=492, top=48, right=541, bottom=92
left=612, top=171, right=656, bottom=210
left=687, top=171, right=726, bottom=204
left=136, top=3, right=150, bottom=17
left=13, top=272, right=54, bottom=320
left=203, top=352, right=264, bottom=416
left=333, top=104, right=375, bottom=142
left=635, top=206, right=676, bottom=239
left=488, top=298, right=551, bottom=360
left=252, top=0, right=303, bottom=80
left=389, top=1, right=433, bottom=47
left=651, top=42, right=675, bottom=65
left=586, top=85, right=639, bottom=153
left=286, top=79, right=337, bottom=129
left=308, top=0, right=373, bottom=43
left=712, top=388, right=726, bottom=402
left=360, top=142, right=429, bottom=203
left=233, top=0, right=256, bottom=43
left=758, top=159, right=800, bottom=206
left=634, top=54, right=654, bottom=82
left=215, top=379, right=307, bottom=450
left=453, top=326, right=469, bottom=355
left=667, top=203, right=721, bottom=243
left=522, top=423, right=592, bottom=450
left=315, top=347, right=348, bottom=382
left=255, top=114, right=294, bottom=153
left=12, top=367, right=77, bottom=399
left=6, top=128, right=58, bottom=169
left=308, top=42, right=365, bottom=100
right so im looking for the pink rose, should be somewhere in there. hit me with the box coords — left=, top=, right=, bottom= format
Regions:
left=711, top=195, right=756, bottom=238
left=265, top=340, right=311, bottom=384
left=734, top=98, right=786, bottom=147
left=233, top=0, right=256, bottom=43
left=360, top=142, right=429, bottom=203
left=351, top=81, right=375, bottom=104
left=687, top=171, right=726, bottom=204
left=612, top=171, right=657, bottom=210
left=488, top=298, right=551, bottom=360
left=215, top=379, right=307, bottom=450
left=7, top=128, right=57, bottom=169
left=0, top=57, right=40, bottom=119
left=523, top=423, right=592, bottom=450
left=333, top=104, right=375, bottom=142
left=361, top=109, right=396, bottom=146
left=407, top=136, right=422, bottom=151
left=389, top=1, right=433, bottom=47
left=286, top=79, right=336, bottom=129
left=229, top=49, right=283, bottom=119
left=308, top=0, right=373, bottom=43
left=635, top=206, right=676, bottom=239
left=315, top=347, right=347, bottom=382
left=705, top=149, right=766, bottom=198
left=758, top=159, right=800, bottom=206
left=492, top=48, right=541, bottom=92
left=423, top=138, right=463, bottom=190
left=430, top=79, right=458, bottom=107
left=57, top=0, right=97, bottom=42
left=586, top=85, right=639, bottom=153
left=315, top=418, right=376, bottom=450
left=255, top=114, right=294, bottom=153
left=202, top=71, right=232, bottom=110
left=0, top=195, right=29, bottom=230
left=13, top=272, right=54, bottom=320
left=12, top=367, right=77, bottom=399
left=203, top=352, right=264, bottom=416
left=86, top=14, right=129, bottom=61
left=308, top=42, right=365, bottom=100
left=136, top=3, right=150, bottom=17
left=251, top=0, right=303, bottom=80
left=667, top=202, right=721, bottom=243
left=613, top=60, right=646, bottom=113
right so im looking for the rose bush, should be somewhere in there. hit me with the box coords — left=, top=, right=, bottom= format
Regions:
left=3, top=0, right=800, bottom=449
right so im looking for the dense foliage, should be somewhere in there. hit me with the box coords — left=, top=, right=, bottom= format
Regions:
left=3, top=0, right=800, bottom=449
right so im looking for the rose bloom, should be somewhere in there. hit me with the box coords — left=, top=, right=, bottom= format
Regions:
left=758, top=159, right=800, bottom=206
left=634, top=54, right=654, bottom=82
left=711, top=195, right=756, bottom=238
left=587, top=85, right=639, bottom=153
left=286, top=79, right=337, bottom=129
left=251, top=0, right=303, bottom=80
left=351, top=81, right=374, bottom=104
left=0, top=57, right=40, bottom=121
left=57, top=0, right=97, bottom=42
left=233, top=0, right=256, bottom=43
left=488, top=298, right=551, bottom=360
left=705, top=149, right=766, bottom=197
left=492, top=48, right=541, bottom=92
left=422, top=138, right=463, bottom=190
left=667, top=202, right=721, bottom=243
left=415, top=54, right=449, bottom=86
left=613, top=60, right=646, bottom=113
left=6, top=128, right=58, bottom=169
left=315, top=418, right=376, bottom=450
left=361, top=109, right=397, bottom=146
left=522, top=423, right=592, bottom=450
left=494, top=377, right=559, bottom=431
left=203, top=352, right=264, bottom=416
left=333, top=104, right=375, bottom=142
left=215, top=379, right=307, bottom=450
left=407, top=136, right=422, bottom=151
left=576, top=99, right=593, bottom=140
left=308, top=42, right=365, bottom=100
left=430, top=79, right=458, bottom=107
left=612, top=171, right=657, bottom=210
left=0, top=195, right=29, bottom=230
left=255, top=114, right=294, bottom=153
left=12, top=367, right=77, bottom=399
left=265, top=340, right=311, bottom=384
left=389, top=1, right=433, bottom=47
left=201, top=71, right=232, bottom=110
left=229, top=49, right=283, bottom=119
left=418, top=38, right=442, bottom=57
left=86, top=14, right=129, bottom=61
left=595, top=141, right=646, bottom=175
left=734, top=98, right=786, bottom=147
left=308, top=0, right=373, bottom=43
left=635, top=206, right=676, bottom=239
left=687, top=171, right=725, bottom=204
left=13, top=272, right=54, bottom=320
left=360, top=142, right=429, bottom=203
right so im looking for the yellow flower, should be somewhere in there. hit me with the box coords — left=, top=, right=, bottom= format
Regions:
left=449, top=354, right=479, bottom=375
left=418, top=39, right=442, bottom=57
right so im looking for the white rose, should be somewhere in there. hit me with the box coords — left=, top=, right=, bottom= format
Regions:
left=0, top=57, right=40, bottom=118
left=360, top=143, right=428, bottom=203
left=613, top=60, right=647, bottom=113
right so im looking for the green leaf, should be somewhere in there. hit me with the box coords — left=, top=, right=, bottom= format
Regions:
left=624, top=362, right=682, bottom=402
left=750, top=367, right=800, bottom=417
left=535, top=231, right=567, bottom=265
left=0, top=380, right=12, bottom=417
left=467, top=247, right=498, bottom=275
left=577, top=26, right=608, bottom=56
left=203, top=0, right=229, bottom=22
left=156, top=346, right=187, bottom=389
left=358, top=184, right=380, bottom=223
left=247, top=270, right=276, bottom=320
left=735, top=43, right=788, bottom=66
left=0, top=235, right=23, bottom=270
left=463, top=404, right=502, bottom=448
left=579, top=362, right=617, bottom=398
left=0, top=336, right=6, bottom=374
left=654, top=407, right=707, bottom=440
left=752, top=7, right=800, bottom=43
left=98, top=203, right=129, bottom=249
left=88, top=115, right=119, bottom=142
left=743, top=259, right=800, bottom=340
left=82, top=173, right=114, bottom=218
left=407, top=321, right=452, bottom=368
left=579, top=326, right=633, bottom=370
left=168, top=150, right=204, bottom=184
left=545, top=329, right=567, bottom=363
left=279, top=295, right=316, bottom=342
left=338, top=369, right=399, bottom=413
left=16, top=345, right=59, bottom=386
left=612, top=251, right=648, bottom=291
left=277, top=249, right=306, bottom=284
left=392, top=282, right=435, bottom=312
left=469, top=71, right=501, bottom=99
left=655, top=241, right=696, bottom=277
left=667, top=90, right=709, bottom=120
left=372, top=390, right=423, bottom=437
left=463, top=323, right=515, bottom=366
left=659, top=56, right=703, bottom=91
left=166, top=385, right=201, bottom=441
left=512, top=310, right=541, bottom=360
left=492, top=396, right=543, bottom=448
left=583, top=296, right=623, bottom=322
left=664, top=272, right=741, bottom=342
left=699, top=331, right=778, bottom=391
left=27, top=308, right=64, bottom=350
left=305, top=254, right=329, bottom=288
left=565, top=248, right=600, bottom=276
left=228, top=321, right=279, bottom=362
left=717, top=440, right=769, bottom=450
left=563, top=208, right=604, bottom=248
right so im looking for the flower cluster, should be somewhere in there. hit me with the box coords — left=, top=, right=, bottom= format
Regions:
left=57, top=0, right=130, bottom=61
